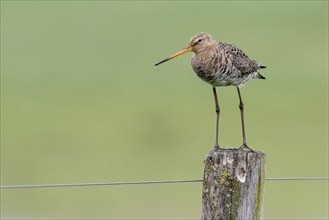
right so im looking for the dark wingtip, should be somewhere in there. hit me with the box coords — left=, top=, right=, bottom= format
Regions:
left=260, top=65, right=266, bottom=69
left=258, top=73, right=266, bottom=79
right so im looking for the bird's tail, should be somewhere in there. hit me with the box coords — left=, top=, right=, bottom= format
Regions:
left=255, top=61, right=266, bottom=69
left=256, top=63, right=266, bottom=79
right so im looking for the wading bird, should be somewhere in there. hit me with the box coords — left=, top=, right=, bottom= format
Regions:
left=155, top=32, right=266, bottom=151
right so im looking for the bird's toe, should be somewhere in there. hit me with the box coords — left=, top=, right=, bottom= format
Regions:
left=238, top=144, right=255, bottom=152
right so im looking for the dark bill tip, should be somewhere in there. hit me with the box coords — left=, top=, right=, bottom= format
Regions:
left=155, top=58, right=170, bottom=66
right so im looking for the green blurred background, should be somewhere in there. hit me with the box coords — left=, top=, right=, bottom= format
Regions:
left=1, top=1, right=328, bottom=219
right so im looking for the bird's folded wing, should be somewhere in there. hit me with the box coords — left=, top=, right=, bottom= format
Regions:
left=224, top=43, right=260, bottom=75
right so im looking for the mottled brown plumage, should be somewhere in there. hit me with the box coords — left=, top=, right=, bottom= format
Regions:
left=155, top=32, right=266, bottom=151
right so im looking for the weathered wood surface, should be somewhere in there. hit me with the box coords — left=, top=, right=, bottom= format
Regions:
left=201, top=148, right=266, bottom=220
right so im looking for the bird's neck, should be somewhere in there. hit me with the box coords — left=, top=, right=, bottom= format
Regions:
left=194, top=41, right=217, bottom=54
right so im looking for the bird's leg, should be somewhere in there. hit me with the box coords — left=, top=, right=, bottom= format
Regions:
left=237, top=87, right=255, bottom=152
left=212, top=87, right=221, bottom=149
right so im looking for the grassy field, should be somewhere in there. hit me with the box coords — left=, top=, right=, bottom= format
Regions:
left=1, top=1, right=328, bottom=219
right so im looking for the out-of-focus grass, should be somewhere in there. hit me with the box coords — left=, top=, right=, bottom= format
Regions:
left=1, top=1, right=328, bottom=219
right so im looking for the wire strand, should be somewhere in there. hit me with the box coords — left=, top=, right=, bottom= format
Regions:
left=1, top=177, right=328, bottom=189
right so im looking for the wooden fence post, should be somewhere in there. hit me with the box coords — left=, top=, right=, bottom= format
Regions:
left=201, top=148, right=266, bottom=220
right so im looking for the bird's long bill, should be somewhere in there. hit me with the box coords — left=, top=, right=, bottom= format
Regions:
left=155, top=47, right=192, bottom=66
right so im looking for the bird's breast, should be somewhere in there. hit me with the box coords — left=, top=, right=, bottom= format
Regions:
left=191, top=51, right=230, bottom=86
left=191, top=52, right=218, bottom=74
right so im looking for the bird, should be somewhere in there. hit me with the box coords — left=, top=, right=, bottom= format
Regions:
left=155, top=32, right=266, bottom=151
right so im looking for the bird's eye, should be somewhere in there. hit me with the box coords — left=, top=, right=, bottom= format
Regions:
left=198, top=39, right=202, bottom=43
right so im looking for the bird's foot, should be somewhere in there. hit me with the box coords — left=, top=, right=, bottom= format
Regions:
left=238, top=143, right=255, bottom=152
left=214, top=144, right=220, bottom=150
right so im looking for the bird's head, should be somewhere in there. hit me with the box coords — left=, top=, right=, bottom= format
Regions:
left=188, top=32, right=214, bottom=53
left=155, top=32, right=214, bottom=66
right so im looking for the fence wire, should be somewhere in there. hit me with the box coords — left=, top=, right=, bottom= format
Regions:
left=1, top=177, right=328, bottom=189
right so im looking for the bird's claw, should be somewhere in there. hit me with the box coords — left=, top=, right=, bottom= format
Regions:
left=238, top=144, right=255, bottom=152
